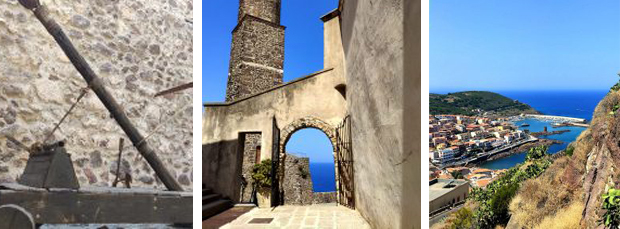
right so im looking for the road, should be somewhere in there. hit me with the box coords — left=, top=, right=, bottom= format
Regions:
left=438, top=135, right=538, bottom=169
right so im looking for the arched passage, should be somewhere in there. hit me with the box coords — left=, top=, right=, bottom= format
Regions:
left=277, top=117, right=339, bottom=205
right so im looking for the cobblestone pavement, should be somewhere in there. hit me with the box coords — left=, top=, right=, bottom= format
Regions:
left=220, top=204, right=371, bottom=229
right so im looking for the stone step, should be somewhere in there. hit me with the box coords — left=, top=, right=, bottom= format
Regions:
left=203, top=199, right=233, bottom=220
left=203, top=193, right=221, bottom=204
left=203, top=188, right=212, bottom=196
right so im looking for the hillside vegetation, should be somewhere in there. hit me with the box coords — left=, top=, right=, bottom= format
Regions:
left=433, top=79, right=620, bottom=228
left=430, top=91, right=540, bottom=116
left=507, top=86, right=620, bottom=228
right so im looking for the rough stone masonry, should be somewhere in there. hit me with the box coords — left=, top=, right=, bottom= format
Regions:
left=225, top=0, right=285, bottom=102
left=0, top=0, right=193, bottom=190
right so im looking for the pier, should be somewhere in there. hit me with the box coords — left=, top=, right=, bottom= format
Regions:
left=522, top=114, right=587, bottom=124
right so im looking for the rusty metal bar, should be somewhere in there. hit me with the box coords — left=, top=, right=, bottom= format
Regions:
left=154, top=82, right=193, bottom=97
left=18, top=0, right=183, bottom=191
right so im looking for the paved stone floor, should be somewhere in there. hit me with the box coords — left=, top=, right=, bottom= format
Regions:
left=220, top=204, right=371, bottom=229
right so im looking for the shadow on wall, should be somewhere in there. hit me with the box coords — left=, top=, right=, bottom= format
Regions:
left=203, top=139, right=243, bottom=202
left=403, top=0, right=421, bottom=228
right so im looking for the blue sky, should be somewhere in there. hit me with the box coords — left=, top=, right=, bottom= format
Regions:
left=203, top=0, right=337, bottom=102
left=203, top=0, right=338, bottom=163
left=286, top=128, right=334, bottom=163
left=430, top=0, right=620, bottom=92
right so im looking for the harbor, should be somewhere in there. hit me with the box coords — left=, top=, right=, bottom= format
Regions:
left=437, top=135, right=538, bottom=169
left=479, top=117, right=586, bottom=169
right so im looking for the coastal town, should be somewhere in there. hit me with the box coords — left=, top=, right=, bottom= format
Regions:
left=428, top=113, right=588, bottom=225
left=429, top=114, right=528, bottom=167
left=429, top=114, right=587, bottom=168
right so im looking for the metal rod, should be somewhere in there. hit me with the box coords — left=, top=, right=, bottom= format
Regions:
left=154, top=82, right=193, bottom=97
left=43, top=88, right=88, bottom=144
left=113, top=138, right=125, bottom=187
left=19, top=0, right=183, bottom=191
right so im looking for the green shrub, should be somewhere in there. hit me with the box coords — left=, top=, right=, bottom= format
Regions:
left=298, top=166, right=309, bottom=179
left=468, top=157, right=551, bottom=228
left=451, top=170, right=464, bottom=179
left=601, top=188, right=620, bottom=228
left=565, top=145, right=575, bottom=157
left=489, top=183, right=519, bottom=225
left=526, top=145, right=548, bottom=161
left=251, top=159, right=272, bottom=188
left=451, top=207, right=474, bottom=229
left=610, top=81, right=620, bottom=93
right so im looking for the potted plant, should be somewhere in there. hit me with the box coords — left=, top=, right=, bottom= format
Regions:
left=251, top=159, right=272, bottom=208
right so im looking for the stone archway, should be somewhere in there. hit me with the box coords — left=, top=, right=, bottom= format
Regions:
left=280, top=117, right=337, bottom=155
left=276, top=117, right=339, bottom=205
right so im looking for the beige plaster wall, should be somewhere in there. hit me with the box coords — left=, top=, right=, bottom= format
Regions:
left=340, top=0, right=420, bottom=228
left=203, top=68, right=346, bottom=199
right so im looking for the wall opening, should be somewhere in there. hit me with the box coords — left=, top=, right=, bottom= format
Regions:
left=238, top=132, right=261, bottom=203
left=281, top=127, right=337, bottom=204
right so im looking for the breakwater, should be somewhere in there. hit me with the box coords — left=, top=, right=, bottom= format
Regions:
left=523, top=114, right=587, bottom=124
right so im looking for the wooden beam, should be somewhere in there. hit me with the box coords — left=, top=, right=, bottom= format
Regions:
left=0, top=185, right=192, bottom=224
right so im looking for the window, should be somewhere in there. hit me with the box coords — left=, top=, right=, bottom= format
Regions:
left=255, top=146, right=262, bottom=164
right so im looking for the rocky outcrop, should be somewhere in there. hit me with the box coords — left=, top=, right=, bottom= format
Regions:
left=0, top=0, right=193, bottom=190
left=508, top=87, right=620, bottom=228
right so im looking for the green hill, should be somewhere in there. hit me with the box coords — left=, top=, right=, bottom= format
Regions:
left=430, top=91, right=540, bottom=116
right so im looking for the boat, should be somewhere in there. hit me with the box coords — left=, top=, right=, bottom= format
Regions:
left=520, top=123, right=530, bottom=127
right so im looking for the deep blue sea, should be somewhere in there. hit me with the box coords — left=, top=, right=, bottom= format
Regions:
left=309, top=162, right=336, bottom=192
left=475, top=90, right=607, bottom=170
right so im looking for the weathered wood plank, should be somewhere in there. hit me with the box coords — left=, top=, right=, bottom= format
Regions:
left=0, top=190, right=192, bottom=224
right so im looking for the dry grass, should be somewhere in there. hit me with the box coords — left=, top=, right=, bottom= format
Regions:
left=534, top=201, right=584, bottom=229
left=509, top=155, right=582, bottom=228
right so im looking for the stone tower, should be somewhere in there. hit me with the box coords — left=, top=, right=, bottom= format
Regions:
left=225, top=0, right=285, bottom=102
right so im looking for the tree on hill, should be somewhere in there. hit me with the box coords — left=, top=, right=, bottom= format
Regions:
left=451, top=170, right=464, bottom=179
left=429, top=91, right=540, bottom=116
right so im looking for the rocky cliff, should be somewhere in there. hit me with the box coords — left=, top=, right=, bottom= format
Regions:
left=0, top=0, right=193, bottom=190
left=508, top=85, right=620, bottom=228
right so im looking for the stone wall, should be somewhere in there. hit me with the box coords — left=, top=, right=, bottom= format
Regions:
left=282, top=154, right=313, bottom=205
left=225, top=15, right=285, bottom=102
left=238, top=0, right=281, bottom=24
left=312, top=192, right=337, bottom=204
left=0, top=0, right=193, bottom=190
left=281, top=154, right=337, bottom=205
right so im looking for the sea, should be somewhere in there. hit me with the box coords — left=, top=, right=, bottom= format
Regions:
left=478, top=90, right=608, bottom=170
left=309, top=162, right=337, bottom=192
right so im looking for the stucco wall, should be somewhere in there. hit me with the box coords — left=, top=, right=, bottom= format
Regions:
left=0, top=0, right=193, bottom=190
left=341, top=0, right=420, bottom=228
left=203, top=67, right=346, bottom=199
